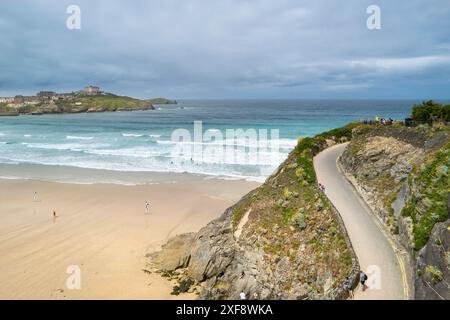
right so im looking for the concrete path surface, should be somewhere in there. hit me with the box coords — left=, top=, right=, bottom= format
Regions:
left=314, top=143, right=409, bottom=300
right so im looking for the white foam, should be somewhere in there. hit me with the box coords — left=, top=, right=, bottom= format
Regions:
left=85, top=147, right=169, bottom=158
left=23, top=142, right=109, bottom=151
left=0, top=154, right=273, bottom=183
left=1, top=132, right=296, bottom=183
left=66, top=135, right=94, bottom=140
left=0, top=175, right=27, bottom=180
left=156, top=138, right=297, bottom=150
left=122, top=133, right=143, bottom=137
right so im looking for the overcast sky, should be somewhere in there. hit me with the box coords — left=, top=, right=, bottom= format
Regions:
left=0, top=0, right=449, bottom=99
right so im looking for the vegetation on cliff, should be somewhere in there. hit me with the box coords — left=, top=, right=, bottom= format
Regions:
left=149, top=124, right=359, bottom=300
left=412, top=100, right=450, bottom=123
left=228, top=125, right=358, bottom=297
left=402, top=142, right=450, bottom=250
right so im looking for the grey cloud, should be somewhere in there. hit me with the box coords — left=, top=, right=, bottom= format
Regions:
left=0, top=0, right=449, bottom=98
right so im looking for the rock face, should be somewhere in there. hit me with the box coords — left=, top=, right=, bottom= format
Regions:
left=415, top=221, right=450, bottom=300
left=151, top=202, right=357, bottom=300
left=187, top=212, right=236, bottom=282
left=343, top=136, right=422, bottom=181
left=341, top=134, right=424, bottom=231
left=340, top=124, right=450, bottom=300
left=149, top=128, right=360, bottom=300
left=150, top=233, right=196, bottom=271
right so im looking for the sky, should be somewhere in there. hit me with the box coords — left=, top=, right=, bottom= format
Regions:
left=0, top=0, right=449, bottom=99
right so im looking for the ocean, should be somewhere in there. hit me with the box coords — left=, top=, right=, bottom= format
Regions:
left=0, top=99, right=416, bottom=183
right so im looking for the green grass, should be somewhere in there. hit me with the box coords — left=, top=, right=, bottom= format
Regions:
left=52, top=94, right=151, bottom=112
left=282, top=208, right=296, bottom=225
left=7, top=93, right=154, bottom=114
left=317, top=122, right=361, bottom=141
left=76, top=94, right=151, bottom=110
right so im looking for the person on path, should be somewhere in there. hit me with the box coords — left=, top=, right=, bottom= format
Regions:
left=360, top=270, right=368, bottom=291
left=344, top=277, right=354, bottom=299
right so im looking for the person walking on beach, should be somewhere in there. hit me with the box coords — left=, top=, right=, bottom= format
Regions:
left=145, top=201, right=150, bottom=214
left=360, top=270, right=368, bottom=291
left=344, top=277, right=354, bottom=299
left=53, top=210, right=57, bottom=218
left=33, top=191, right=38, bottom=202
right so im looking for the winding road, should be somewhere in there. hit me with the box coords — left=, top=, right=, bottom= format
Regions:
left=314, top=143, right=409, bottom=300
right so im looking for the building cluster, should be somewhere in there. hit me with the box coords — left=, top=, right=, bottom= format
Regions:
left=0, top=86, right=103, bottom=107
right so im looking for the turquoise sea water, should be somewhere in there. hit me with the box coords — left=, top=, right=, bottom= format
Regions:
left=0, top=99, right=415, bottom=182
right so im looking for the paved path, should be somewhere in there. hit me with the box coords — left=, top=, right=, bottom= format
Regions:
left=314, top=143, right=408, bottom=300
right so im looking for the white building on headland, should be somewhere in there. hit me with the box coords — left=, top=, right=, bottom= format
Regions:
left=82, top=86, right=101, bottom=95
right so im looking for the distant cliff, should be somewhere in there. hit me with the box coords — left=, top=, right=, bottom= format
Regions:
left=147, top=98, right=178, bottom=105
left=148, top=126, right=359, bottom=300
left=0, top=93, right=182, bottom=116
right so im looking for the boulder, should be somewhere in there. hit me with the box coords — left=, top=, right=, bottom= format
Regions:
left=150, top=233, right=195, bottom=271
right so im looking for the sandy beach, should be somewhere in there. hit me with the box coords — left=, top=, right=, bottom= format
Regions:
left=0, top=176, right=259, bottom=300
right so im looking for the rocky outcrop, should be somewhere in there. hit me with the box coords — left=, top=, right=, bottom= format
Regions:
left=150, top=233, right=196, bottom=271
left=87, top=107, right=107, bottom=113
left=415, top=221, right=449, bottom=300
left=151, top=210, right=237, bottom=284
left=150, top=201, right=358, bottom=300
left=187, top=212, right=236, bottom=282
left=341, top=134, right=424, bottom=235
left=149, top=127, right=360, bottom=300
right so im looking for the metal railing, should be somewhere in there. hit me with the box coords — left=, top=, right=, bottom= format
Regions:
left=360, top=119, right=450, bottom=127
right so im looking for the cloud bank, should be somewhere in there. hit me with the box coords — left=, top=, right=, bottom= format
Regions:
left=0, top=0, right=449, bottom=98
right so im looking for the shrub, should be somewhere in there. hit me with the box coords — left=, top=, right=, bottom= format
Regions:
left=412, top=100, right=450, bottom=122
left=425, top=265, right=443, bottom=284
